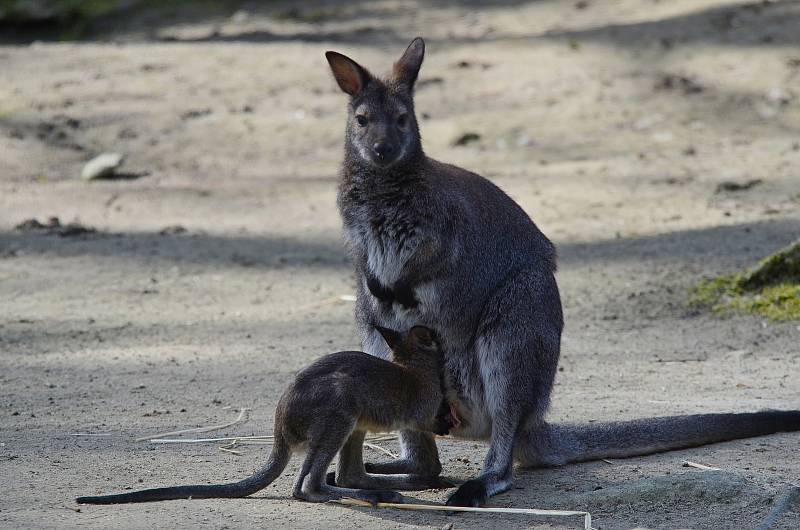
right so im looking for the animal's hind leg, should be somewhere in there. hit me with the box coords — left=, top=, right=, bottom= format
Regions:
left=295, top=448, right=404, bottom=504
left=292, top=423, right=404, bottom=504
left=447, top=268, right=562, bottom=507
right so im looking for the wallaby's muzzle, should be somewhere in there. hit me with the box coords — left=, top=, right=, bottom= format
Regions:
left=372, top=141, right=395, bottom=162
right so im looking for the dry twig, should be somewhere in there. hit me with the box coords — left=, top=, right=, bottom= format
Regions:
left=332, top=498, right=595, bottom=530
left=683, top=460, right=720, bottom=471
left=135, top=408, right=250, bottom=442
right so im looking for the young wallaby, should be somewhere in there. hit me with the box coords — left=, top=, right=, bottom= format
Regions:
left=76, top=326, right=452, bottom=506
left=326, top=37, right=800, bottom=507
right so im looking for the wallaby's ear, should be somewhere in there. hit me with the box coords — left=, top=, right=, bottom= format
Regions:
left=325, top=51, right=371, bottom=96
left=375, top=326, right=402, bottom=351
left=408, top=326, right=435, bottom=348
left=392, top=37, right=425, bottom=90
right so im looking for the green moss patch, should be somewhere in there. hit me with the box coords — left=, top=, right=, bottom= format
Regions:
left=689, top=240, right=800, bottom=320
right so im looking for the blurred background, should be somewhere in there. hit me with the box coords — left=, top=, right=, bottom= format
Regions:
left=1, top=1, right=799, bottom=529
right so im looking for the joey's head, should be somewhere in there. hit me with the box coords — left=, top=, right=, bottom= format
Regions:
left=375, top=325, right=441, bottom=369
left=326, top=38, right=425, bottom=169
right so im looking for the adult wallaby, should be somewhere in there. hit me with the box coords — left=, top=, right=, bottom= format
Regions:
left=76, top=326, right=452, bottom=505
left=326, top=37, right=800, bottom=507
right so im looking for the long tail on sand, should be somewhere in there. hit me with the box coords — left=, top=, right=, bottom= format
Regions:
left=527, top=410, right=800, bottom=466
left=76, top=433, right=291, bottom=504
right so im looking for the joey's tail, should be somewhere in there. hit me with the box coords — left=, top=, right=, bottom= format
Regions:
left=524, top=410, right=800, bottom=467
left=76, top=432, right=292, bottom=504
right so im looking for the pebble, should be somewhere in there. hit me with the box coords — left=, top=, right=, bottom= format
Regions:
left=81, top=153, right=124, bottom=180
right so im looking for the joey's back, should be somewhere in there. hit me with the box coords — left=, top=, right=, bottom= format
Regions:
left=282, top=326, right=444, bottom=435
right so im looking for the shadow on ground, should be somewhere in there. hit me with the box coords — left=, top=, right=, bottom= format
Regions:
left=2, top=218, right=798, bottom=271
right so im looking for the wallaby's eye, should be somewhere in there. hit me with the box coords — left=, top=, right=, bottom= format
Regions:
left=355, top=115, right=368, bottom=127
left=397, top=114, right=408, bottom=128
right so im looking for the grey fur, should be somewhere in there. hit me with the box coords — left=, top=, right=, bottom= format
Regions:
left=327, top=37, right=800, bottom=507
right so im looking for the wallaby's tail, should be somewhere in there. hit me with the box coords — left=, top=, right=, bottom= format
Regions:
left=522, top=410, right=800, bottom=467
left=76, top=432, right=292, bottom=504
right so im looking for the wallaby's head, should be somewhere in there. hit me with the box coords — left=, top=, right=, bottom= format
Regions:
left=325, top=38, right=425, bottom=169
left=376, top=325, right=441, bottom=369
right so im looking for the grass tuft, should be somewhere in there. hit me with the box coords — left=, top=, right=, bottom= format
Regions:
left=689, top=240, right=800, bottom=320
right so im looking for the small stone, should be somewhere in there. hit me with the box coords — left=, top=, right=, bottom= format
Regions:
left=81, top=153, right=124, bottom=180
left=766, top=87, right=791, bottom=105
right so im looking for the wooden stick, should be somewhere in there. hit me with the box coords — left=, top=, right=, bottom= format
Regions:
left=148, top=437, right=270, bottom=444
left=143, top=433, right=399, bottom=444
left=683, top=460, right=720, bottom=471
left=333, top=498, right=595, bottom=529
left=135, top=408, right=250, bottom=442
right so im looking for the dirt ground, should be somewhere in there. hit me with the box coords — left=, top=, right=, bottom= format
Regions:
left=2, top=1, right=799, bottom=528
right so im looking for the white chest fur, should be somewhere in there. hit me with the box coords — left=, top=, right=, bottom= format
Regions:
left=347, top=226, right=421, bottom=287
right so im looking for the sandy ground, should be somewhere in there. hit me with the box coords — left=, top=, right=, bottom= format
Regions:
left=1, top=1, right=799, bottom=528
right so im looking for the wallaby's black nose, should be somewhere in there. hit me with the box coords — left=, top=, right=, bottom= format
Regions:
left=373, top=142, right=394, bottom=159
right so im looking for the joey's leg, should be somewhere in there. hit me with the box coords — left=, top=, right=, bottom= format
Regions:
left=447, top=269, right=561, bottom=507
left=329, top=430, right=452, bottom=490
left=293, top=434, right=403, bottom=505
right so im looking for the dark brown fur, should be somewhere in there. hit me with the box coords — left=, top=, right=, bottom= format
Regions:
left=76, top=326, right=451, bottom=506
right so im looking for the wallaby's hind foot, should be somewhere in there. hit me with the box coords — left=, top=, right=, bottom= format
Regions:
left=363, top=460, right=420, bottom=475
left=293, top=429, right=404, bottom=506
left=363, top=430, right=442, bottom=477
left=293, top=484, right=403, bottom=506
left=332, top=429, right=447, bottom=491
left=327, top=470, right=454, bottom=491
left=296, top=465, right=403, bottom=505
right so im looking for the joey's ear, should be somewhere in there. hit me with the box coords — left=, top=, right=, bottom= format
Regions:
left=325, top=51, right=371, bottom=96
left=392, top=37, right=425, bottom=90
left=408, top=326, right=435, bottom=348
left=375, top=326, right=402, bottom=351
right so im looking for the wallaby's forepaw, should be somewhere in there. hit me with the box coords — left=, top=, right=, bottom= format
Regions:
left=366, top=274, right=394, bottom=303
left=446, top=479, right=488, bottom=508
left=392, top=281, right=418, bottom=309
